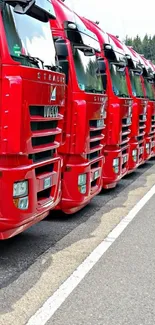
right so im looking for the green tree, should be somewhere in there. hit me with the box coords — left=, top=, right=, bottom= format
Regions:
left=132, top=35, right=143, bottom=54
left=125, top=34, right=155, bottom=63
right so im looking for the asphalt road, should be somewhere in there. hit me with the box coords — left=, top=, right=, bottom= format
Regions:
left=0, top=159, right=155, bottom=325
left=48, top=194, right=155, bottom=325
left=0, top=161, right=152, bottom=289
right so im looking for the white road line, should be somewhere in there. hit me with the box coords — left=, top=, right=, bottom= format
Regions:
left=26, top=184, right=155, bottom=325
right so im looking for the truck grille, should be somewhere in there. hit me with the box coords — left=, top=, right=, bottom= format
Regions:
left=28, top=150, right=55, bottom=163
left=29, top=105, right=63, bottom=163
left=34, top=161, right=57, bottom=203
left=150, top=115, right=155, bottom=135
left=138, top=114, right=146, bottom=138
left=120, top=117, right=131, bottom=148
left=28, top=104, right=64, bottom=204
left=88, top=118, right=105, bottom=190
left=88, top=119, right=105, bottom=161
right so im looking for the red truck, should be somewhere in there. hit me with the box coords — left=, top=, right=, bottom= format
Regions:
left=0, top=0, right=65, bottom=239
left=80, top=19, right=132, bottom=188
left=148, top=60, right=155, bottom=157
left=125, top=47, right=151, bottom=164
left=139, top=55, right=155, bottom=159
left=51, top=0, right=107, bottom=214
left=107, top=41, right=146, bottom=170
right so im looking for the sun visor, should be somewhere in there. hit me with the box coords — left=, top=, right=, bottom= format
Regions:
left=5, top=0, right=56, bottom=21
left=140, top=55, right=154, bottom=79
left=124, top=47, right=143, bottom=71
left=103, top=34, right=127, bottom=65
left=64, top=19, right=100, bottom=52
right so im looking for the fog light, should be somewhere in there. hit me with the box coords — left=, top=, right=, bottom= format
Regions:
left=78, top=185, right=87, bottom=194
left=113, top=166, right=119, bottom=174
left=13, top=180, right=28, bottom=197
left=113, top=158, right=119, bottom=167
left=78, top=174, right=87, bottom=186
left=13, top=196, right=29, bottom=210
left=18, top=197, right=29, bottom=210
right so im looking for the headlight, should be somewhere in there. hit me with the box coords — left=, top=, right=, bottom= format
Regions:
left=78, top=174, right=87, bottom=186
left=113, top=158, right=119, bottom=167
left=13, top=180, right=28, bottom=198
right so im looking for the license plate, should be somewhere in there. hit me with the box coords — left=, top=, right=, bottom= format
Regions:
left=97, top=119, right=104, bottom=128
left=44, top=106, right=58, bottom=118
left=44, top=176, right=51, bottom=189
left=94, top=170, right=100, bottom=180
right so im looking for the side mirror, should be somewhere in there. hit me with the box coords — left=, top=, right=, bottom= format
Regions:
left=55, top=39, right=68, bottom=58
left=98, top=58, right=106, bottom=73
left=83, top=48, right=95, bottom=57
left=97, top=58, right=107, bottom=91
left=59, top=59, right=69, bottom=84
left=117, top=66, right=125, bottom=72
left=5, top=0, right=56, bottom=22
left=134, top=71, right=143, bottom=76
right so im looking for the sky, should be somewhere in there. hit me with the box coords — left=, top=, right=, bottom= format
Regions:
left=65, top=0, right=155, bottom=41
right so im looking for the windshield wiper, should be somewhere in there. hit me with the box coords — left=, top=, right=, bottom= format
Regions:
left=85, top=88, right=103, bottom=94
left=19, top=54, right=44, bottom=68
left=11, top=54, right=60, bottom=72
left=11, top=54, right=44, bottom=68
left=119, top=93, right=130, bottom=98
left=44, top=65, right=62, bottom=72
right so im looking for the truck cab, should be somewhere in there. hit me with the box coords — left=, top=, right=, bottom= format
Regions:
left=139, top=56, right=155, bottom=159
left=0, top=0, right=65, bottom=239
left=81, top=19, right=132, bottom=188
left=51, top=0, right=107, bottom=214
left=125, top=47, right=150, bottom=165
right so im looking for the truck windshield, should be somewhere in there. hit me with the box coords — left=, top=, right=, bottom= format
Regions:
left=73, top=48, right=104, bottom=93
left=144, top=79, right=155, bottom=100
left=2, top=5, right=56, bottom=68
left=129, top=70, right=144, bottom=98
left=110, top=63, right=129, bottom=97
